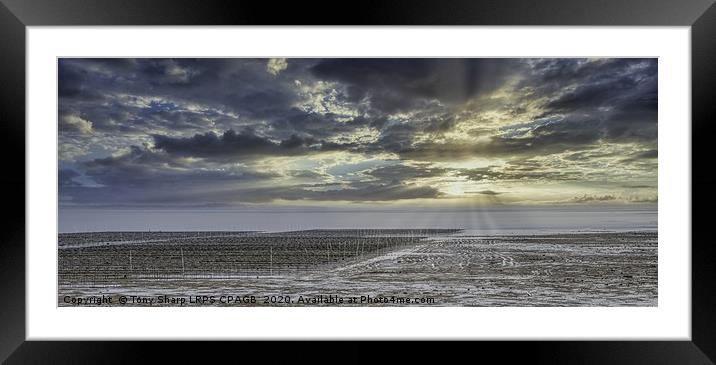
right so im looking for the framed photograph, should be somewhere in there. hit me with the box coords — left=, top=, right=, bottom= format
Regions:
left=2, top=0, right=714, bottom=362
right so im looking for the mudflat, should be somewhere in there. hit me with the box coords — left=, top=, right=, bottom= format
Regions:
left=58, top=230, right=657, bottom=306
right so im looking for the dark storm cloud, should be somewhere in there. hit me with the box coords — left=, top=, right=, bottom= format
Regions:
left=152, top=128, right=356, bottom=159
left=572, top=194, right=618, bottom=203
left=381, top=59, right=656, bottom=166
left=265, top=107, right=366, bottom=140
left=364, top=59, right=657, bottom=161
left=58, top=58, right=134, bottom=100
left=60, top=57, right=657, bottom=161
left=396, top=60, right=657, bottom=161
left=170, top=181, right=443, bottom=204
left=358, top=113, right=461, bottom=157
left=59, top=145, right=283, bottom=207
left=545, top=76, right=639, bottom=111
left=365, top=164, right=449, bottom=182
left=397, top=118, right=606, bottom=161
left=58, top=58, right=658, bottom=207
left=153, top=129, right=280, bottom=158
left=62, top=143, right=443, bottom=206
left=620, top=149, right=659, bottom=163
left=470, top=190, right=504, bottom=195
left=534, top=58, right=658, bottom=145
left=457, top=165, right=578, bottom=182
left=311, top=58, right=518, bottom=112
left=57, top=58, right=311, bottom=133
left=562, top=149, right=620, bottom=162
left=531, top=58, right=656, bottom=90
left=247, top=182, right=442, bottom=203
left=80, top=145, right=278, bottom=188
left=622, top=184, right=655, bottom=189
left=629, top=197, right=658, bottom=203
left=58, top=61, right=91, bottom=99
left=62, top=171, right=440, bottom=207
left=633, top=149, right=658, bottom=159
left=58, top=169, right=82, bottom=187
left=58, top=58, right=383, bottom=146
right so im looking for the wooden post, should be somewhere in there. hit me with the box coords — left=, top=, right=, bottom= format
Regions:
left=180, top=247, right=185, bottom=276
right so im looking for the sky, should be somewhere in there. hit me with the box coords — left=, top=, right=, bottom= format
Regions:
left=58, top=58, right=657, bottom=210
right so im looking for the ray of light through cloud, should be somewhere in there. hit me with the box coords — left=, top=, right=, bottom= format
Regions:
left=58, top=58, right=657, bottom=213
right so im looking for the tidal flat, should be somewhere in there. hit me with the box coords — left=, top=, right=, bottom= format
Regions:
left=58, top=229, right=657, bottom=307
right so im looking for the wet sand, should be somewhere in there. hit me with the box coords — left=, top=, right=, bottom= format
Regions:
left=58, top=230, right=657, bottom=306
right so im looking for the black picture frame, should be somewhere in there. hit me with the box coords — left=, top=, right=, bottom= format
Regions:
left=1, top=0, right=714, bottom=363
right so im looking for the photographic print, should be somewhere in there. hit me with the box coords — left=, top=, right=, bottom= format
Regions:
left=58, top=58, right=657, bottom=307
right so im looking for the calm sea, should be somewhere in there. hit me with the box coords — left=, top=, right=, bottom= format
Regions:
left=59, top=205, right=657, bottom=234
